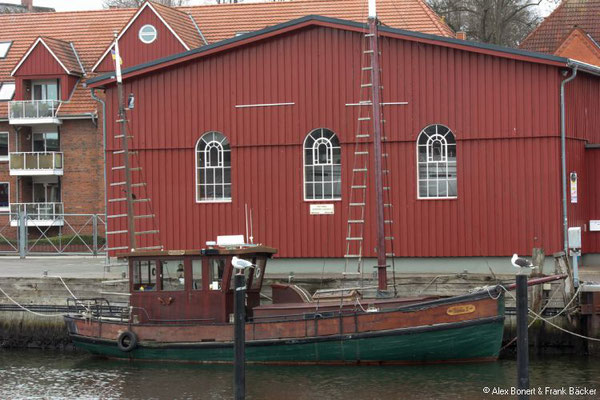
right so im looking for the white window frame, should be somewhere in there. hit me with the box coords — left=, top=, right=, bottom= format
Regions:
left=195, top=131, right=232, bottom=203
left=139, top=24, right=158, bottom=44
left=0, top=132, right=8, bottom=162
left=0, top=182, right=9, bottom=211
left=303, top=128, right=342, bottom=201
left=417, top=124, right=457, bottom=200
left=0, top=41, right=11, bottom=59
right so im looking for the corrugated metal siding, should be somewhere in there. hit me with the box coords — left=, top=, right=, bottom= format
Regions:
left=586, top=149, right=600, bottom=252
left=95, top=5, right=187, bottom=73
left=105, top=26, right=584, bottom=258
left=14, top=43, right=65, bottom=76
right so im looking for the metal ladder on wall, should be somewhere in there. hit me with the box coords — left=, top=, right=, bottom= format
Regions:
left=343, top=28, right=395, bottom=281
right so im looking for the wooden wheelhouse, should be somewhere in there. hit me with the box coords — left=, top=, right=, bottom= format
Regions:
left=123, top=245, right=277, bottom=324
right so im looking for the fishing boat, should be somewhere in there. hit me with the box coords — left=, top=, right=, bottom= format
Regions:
left=65, top=0, right=508, bottom=364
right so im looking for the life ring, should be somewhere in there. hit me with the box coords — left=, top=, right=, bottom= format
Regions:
left=117, top=331, right=138, bottom=352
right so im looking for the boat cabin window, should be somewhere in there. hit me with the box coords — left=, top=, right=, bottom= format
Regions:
left=209, top=258, right=226, bottom=290
left=251, top=257, right=266, bottom=290
left=161, top=259, right=185, bottom=291
left=133, top=260, right=156, bottom=291
left=192, top=259, right=203, bottom=290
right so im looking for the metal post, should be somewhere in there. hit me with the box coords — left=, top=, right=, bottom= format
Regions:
left=18, top=209, right=27, bottom=259
left=92, top=214, right=98, bottom=256
left=572, top=250, right=580, bottom=288
left=516, top=273, right=530, bottom=400
left=234, top=271, right=246, bottom=400
left=368, top=16, right=388, bottom=292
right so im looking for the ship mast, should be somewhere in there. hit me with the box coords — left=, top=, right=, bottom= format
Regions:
left=368, top=0, right=388, bottom=291
left=114, top=34, right=137, bottom=251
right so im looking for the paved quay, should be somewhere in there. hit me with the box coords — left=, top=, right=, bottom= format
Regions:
left=0, top=257, right=124, bottom=279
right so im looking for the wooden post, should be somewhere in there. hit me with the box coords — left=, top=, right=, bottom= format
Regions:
left=516, top=273, right=530, bottom=400
left=531, top=248, right=545, bottom=313
left=234, top=271, right=246, bottom=400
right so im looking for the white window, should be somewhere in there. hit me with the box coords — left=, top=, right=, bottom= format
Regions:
left=32, top=80, right=59, bottom=101
left=304, top=128, right=341, bottom=201
left=0, top=132, right=8, bottom=162
left=417, top=124, right=457, bottom=199
left=0, top=41, right=11, bottom=59
left=139, top=24, right=157, bottom=44
left=196, top=131, right=231, bottom=202
left=0, top=182, right=9, bottom=211
left=0, top=82, right=15, bottom=101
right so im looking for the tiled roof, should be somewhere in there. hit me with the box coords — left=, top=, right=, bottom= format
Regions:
left=150, top=2, right=205, bottom=49
left=520, top=0, right=600, bottom=53
left=0, top=0, right=453, bottom=119
left=182, top=0, right=454, bottom=43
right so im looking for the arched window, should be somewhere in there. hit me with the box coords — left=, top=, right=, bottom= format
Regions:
left=417, top=124, right=457, bottom=198
left=304, top=128, right=341, bottom=200
left=196, top=131, right=231, bottom=202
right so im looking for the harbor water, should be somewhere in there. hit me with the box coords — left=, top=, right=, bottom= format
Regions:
left=1, top=350, right=599, bottom=399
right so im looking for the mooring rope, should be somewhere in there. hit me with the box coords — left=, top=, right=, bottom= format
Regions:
left=497, top=283, right=600, bottom=344
left=0, top=286, right=66, bottom=318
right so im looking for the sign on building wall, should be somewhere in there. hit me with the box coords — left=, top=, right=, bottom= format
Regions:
left=590, top=220, right=600, bottom=232
left=310, top=204, right=334, bottom=215
left=570, top=172, right=578, bottom=203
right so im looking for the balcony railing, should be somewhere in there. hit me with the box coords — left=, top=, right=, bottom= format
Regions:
left=10, top=202, right=64, bottom=226
left=9, top=152, right=63, bottom=175
left=8, top=100, right=61, bottom=124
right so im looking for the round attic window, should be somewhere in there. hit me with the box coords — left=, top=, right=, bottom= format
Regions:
left=139, top=24, right=157, bottom=44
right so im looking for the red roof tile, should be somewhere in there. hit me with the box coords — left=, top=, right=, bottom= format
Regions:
left=520, top=0, right=600, bottom=53
left=0, top=0, right=453, bottom=119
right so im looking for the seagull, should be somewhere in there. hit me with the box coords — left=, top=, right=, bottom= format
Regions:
left=511, top=253, right=536, bottom=269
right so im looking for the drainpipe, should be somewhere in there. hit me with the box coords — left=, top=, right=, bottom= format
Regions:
left=90, top=88, right=108, bottom=264
left=560, top=65, right=577, bottom=254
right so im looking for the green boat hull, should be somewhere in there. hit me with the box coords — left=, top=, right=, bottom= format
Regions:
left=71, top=317, right=504, bottom=364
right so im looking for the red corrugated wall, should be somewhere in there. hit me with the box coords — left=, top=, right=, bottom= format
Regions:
left=103, top=25, right=600, bottom=258
left=13, top=42, right=65, bottom=76
left=586, top=149, right=600, bottom=251
left=95, top=5, right=187, bottom=73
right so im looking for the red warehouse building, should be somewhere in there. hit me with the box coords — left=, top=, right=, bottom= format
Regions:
left=0, top=0, right=451, bottom=251
left=88, top=16, right=600, bottom=273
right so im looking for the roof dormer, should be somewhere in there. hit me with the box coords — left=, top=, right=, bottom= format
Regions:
left=12, top=36, right=84, bottom=77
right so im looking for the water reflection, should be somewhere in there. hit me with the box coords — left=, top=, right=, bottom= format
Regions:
left=1, top=350, right=599, bottom=399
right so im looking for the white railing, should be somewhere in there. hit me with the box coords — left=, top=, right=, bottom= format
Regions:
left=8, top=100, right=61, bottom=121
left=10, top=152, right=63, bottom=174
left=10, top=202, right=64, bottom=223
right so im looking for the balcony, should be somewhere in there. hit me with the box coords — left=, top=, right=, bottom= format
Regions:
left=8, top=100, right=61, bottom=125
left=9, top=152, right=63, bottom=176
left=10, top=202, right=64, bottom=227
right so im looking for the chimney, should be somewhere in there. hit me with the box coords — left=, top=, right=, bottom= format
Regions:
left=456, top=31, right=467, bottom=40
left=21, top=0, right=33, bottom=11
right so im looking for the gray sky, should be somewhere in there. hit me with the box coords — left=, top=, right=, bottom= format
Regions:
left=3, top=0, right=559, bottom=16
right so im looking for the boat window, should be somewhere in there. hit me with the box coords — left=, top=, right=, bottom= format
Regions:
left=250, top=257, right=266, bottom=290
left=209, top=258, right=226, bottom=290
left=161, top=259, right=185, bottom=291
left=132, top=260, right=156, bottom=291
left=192, top=259, right=203, bottom=290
